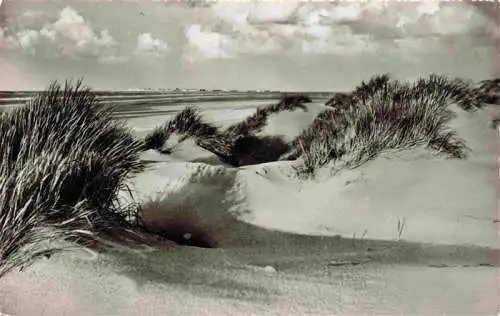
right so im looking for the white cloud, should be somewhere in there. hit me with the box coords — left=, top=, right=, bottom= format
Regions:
left=135, top=33, right=168, bottom=57
left=16, top=29, right=39, bottom=52
left=246, top=2, right=300, bottom=24
left=302, top=3, right=363, bottom=24
left=40, top=25, right=57, bottom=41
left=182, top=1, right=495, bottom=61
left=185, top=25, right=233, bottom=60
left=95, top=29, right=115, bottom=47
left=1, top=6, right=117, bottom=59
left=191, top=2, right=379, bottom=59
left=211, top=2, right=300, bottom=25
left=300, top=24, right=377, bottom=56
left=2, top=6, right=176, bottom=64
left=52, top=7, right=94, bottom=46
left=358, top=2, right=492, bottom=37
left=49, top=6, right=116, bottom=51
left=417, top=2, right=440, bottom=16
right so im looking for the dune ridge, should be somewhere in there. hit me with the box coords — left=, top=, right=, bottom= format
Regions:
left=131, top=73, right=498, bottom=248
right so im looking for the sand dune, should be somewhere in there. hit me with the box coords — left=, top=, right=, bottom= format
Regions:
left=125, top=101, right=498, bottom=248
left=1, top=81, right=499, bottom=316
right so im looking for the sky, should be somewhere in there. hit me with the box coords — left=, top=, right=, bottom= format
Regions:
left=0, top=0, right=498, bottom=91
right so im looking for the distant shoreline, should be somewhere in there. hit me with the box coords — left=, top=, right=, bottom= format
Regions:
left=0, top=91, right=335, bottom=109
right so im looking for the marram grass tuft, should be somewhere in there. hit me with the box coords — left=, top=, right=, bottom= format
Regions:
left=292, top=74, right=486, bottom=177
left=0, top=80, right=145, bottom=278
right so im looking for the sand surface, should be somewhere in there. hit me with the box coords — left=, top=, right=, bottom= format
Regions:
left=1, top=99, right=498, bottom=315
left=1, top=239, right=497, bottom=315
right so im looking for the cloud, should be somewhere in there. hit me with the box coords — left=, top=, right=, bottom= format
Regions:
left=1, top=6, right=117, bottom=60
left=16, top=29, right=39, bottom=52
left=0, top=28, right=19, bottom=50
left=39, top=25, right=57, bottom=42
left=185, top=25, right=233, bottom=60
left=2, top=6, right=177, bottom=63
left=184, top=2, right=379, bottom=60
left=245, top=2, right=300, bottom=24
left=209, top=2, right=299, bottom=25
left=52, top=6, right=94, bottom=46
left=135, top=33, right=168, bottom=57
left=346, top=1, right=493, bottom=39
left=182, top=1, right=495, bottom=61
left=45, top=7, right=116, bottom=55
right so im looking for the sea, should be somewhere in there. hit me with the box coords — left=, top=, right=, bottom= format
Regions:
left=0, top=90, right=333, bottom=119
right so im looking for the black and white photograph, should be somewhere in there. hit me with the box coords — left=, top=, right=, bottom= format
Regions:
left=0, top=0, right=499, bottom=315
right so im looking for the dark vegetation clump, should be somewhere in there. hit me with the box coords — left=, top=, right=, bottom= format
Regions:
left=283, top=109, right=344, bottom=162
left=229, top=135, right=290, bottom=166
left=144, top=106, right=218, bottom=151
left=145, top=76, right=489, bottom=175
left=144, top=74, right=489, bottom=177
left=224, top=94, right=311, bottom=138
left=410, top=75, right=485, bottom=111
left=220, top=94, right=312, bottom=165
left=290, top=74, right=487, bottom=177
left=143, top=125, right=169, bottom=151
left=0, top=80, right=145, bottom=278
left=324, top=92, right=353, bottom=112
left=144, top=94, right=313, bottom=166
left=477, top=78, right=500, bottom=128
left=478, top=78, right=500, bottom=104
left=478, top=78, right=500, bottom=95
left=143, top=106, right=233, bottom=158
